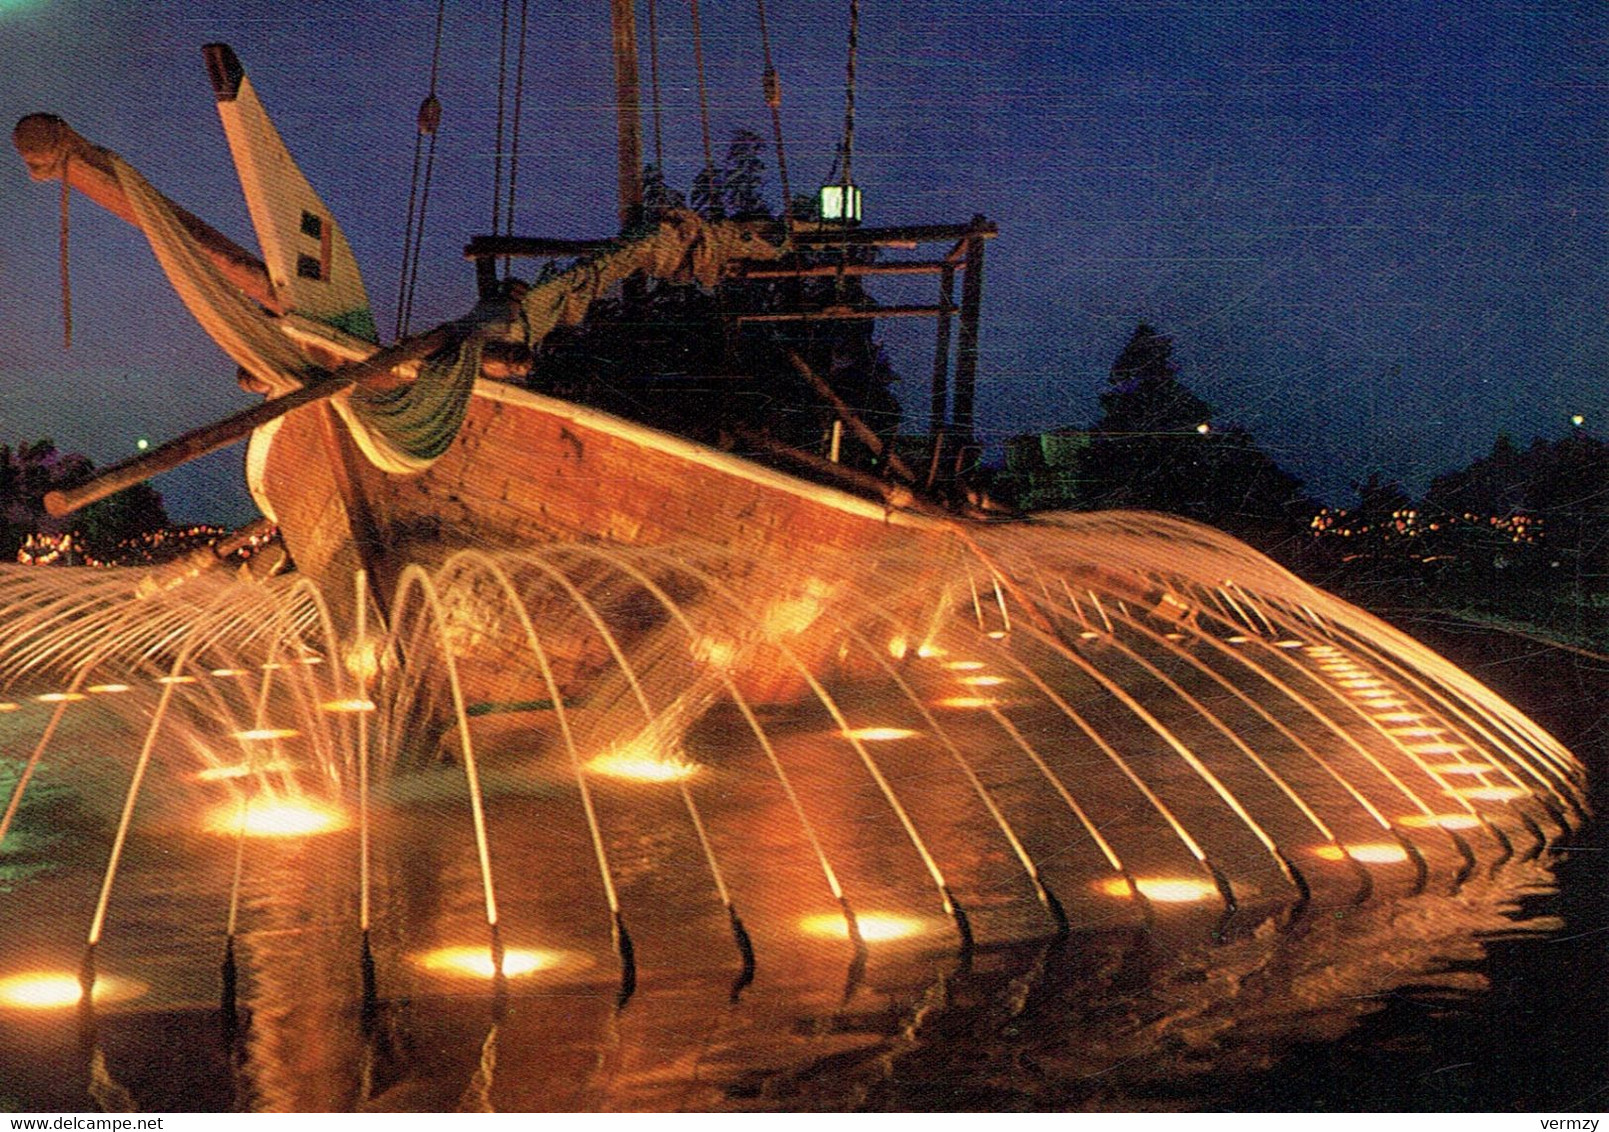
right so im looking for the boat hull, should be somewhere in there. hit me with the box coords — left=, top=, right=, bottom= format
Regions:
left=250, top=380, right=957, bottom=708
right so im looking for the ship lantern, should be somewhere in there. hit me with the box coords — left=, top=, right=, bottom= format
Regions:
left=818, top=183, right=862, bottom=224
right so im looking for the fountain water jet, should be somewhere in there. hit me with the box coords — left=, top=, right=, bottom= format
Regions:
left=0, top=509, right=1591, bottom=1110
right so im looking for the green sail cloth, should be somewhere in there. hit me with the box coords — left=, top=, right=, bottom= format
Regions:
left=339, top=339, right=484, bottom=474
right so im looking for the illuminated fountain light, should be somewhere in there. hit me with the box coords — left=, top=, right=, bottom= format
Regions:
left=1448, top=785, right=1529, bottom=802
left=934, top=696, right=998, bottom=710
left=0, top=972, right=147, bottom=1010
left=886, top=635, right=910, bottom=660
left=985, top=630, right=1008, bottom=640
left=209, top=668, right=249, bottom=678
left=1274, top=639, right=1307, bottom=648
left=841, top=727, right=920, bottom=742
left=1096, top=876, right=1218, bottom=904
left=204, top=797, right=349, bottom=838
left=195, top=762, right=293, bottom=783
left=1408, top=743, right=1468, bottom=756
left=1079, top=631, right=1101, bottom=640
left=943, top=660, right=985, bottom=671
left=800, top=912, right=925, bottom=942
left=1375, top=712, right=1424, bottom=723
left=1313, top=843, right=1409, bottom=865
left=231, top=727, right=301, bottom=742
left=34, top=692, right=86, bottom=704
left=298, top=655, right=324, bottom=666
left=0, top=702, right=18, bottom=713
left=321, top=698, right=377, bottom=714
left=958, top=675, right=1007, bottom=687
left=1164, top=632, right=1186, bottom=641
left=1430, top=762, right=1495, bottom=776
left=915, top=642, right=945, bottom=658
left=585, top=747, right=702, bottom=783
left=155, top=675, right=199, bottom=685
left=1388, top=727, right=1443, bottom=738
left=1401, top=813, right=1482, bottom=831
left=1225, top=635, right=1250, bottom=645
left=414, top=946, right=572, bottom=980
left=85, top=683, right=132, bottom=695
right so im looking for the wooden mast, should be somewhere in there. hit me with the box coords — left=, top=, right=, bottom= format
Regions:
left=610, top=0, right=644, bottom=231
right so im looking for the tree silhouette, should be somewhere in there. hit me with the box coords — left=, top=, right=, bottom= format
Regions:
left=1080, top=323, right=1310, bottom=544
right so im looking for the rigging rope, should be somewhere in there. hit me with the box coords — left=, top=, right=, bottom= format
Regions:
left=841, top=0, right=859, bottom=189
left=689, top=0, right=718, bottom=208
left=395, top=0, right=448, bottom=340
left=504, top=0, right=532, bottom=246
left=647, top=0, right=665, bottom=170
left=754, top=0, right=792, bottom=223
left=491, top=0, right=514, bottom=238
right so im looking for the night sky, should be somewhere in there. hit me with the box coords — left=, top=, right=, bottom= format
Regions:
left=0, top=0, right=1602, bottom=524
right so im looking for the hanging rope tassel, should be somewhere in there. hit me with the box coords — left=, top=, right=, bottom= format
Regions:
left=59, top=155, right=72, bottom=350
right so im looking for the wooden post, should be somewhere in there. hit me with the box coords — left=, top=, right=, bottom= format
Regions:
left=952, top=216, right=987, bottom=456
left=610, top=0, right=645, bottom=232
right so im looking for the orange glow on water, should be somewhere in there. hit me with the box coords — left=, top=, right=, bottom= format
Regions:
left=800, top=912, right=922, bottom=942
left=1313, top=842, right=1409, bottom=864
left=0, top=972, right=145, bottom=1010
left=1096, top=876, right=1217, bottom=903
left=415, top=946, right=563, bottom=979
left=206, top=798, right=347, bottom=838
left=842, top=727, right=919, bottom=742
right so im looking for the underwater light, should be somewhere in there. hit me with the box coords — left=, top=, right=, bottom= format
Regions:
left=800, top=912, right=922, bottom=942
left=585, top=749, right=701, bottom=783
left=0, top=702, right=18, bottom=713
left=1401, top=813, right=1481, bottom=831
left=0, top=972, right=145, bottom=1010
left=1313, top=842, right=1409, bottom=864
left=1096, top=876, right=1217, bottom=903
left=944, top=660, right=984, bottom=671
left=86, top=684, right=131, bottom=695
left=210, top=668, right=248, bottom=678
left=1274, top=639, right=1307, bottom=648
left=415, top=946, right=564, bottom=979
left=321, top=698, right=377, bottom=714
left=887, top=636, right=910, bottom=660
left=1430, top=762, right=1494, bottom=775
left=958, top=675, right=1007, bottom=687
left=1449, top=785, right=1528, bottom=802
left=842, top=727, right=919, bottom=742
left=34, top=692, right=86, bottom=703
left=915, top=643, right=945, bottom=658
left=935, top=696, right=997, bottom=710
left=155, top=675, right=198, bottom=685
left=206, top=799, right=348, bottom=838
left=231, top=728, right=300, bottom=742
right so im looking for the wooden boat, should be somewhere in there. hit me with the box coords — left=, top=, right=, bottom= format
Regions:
left=12, top=42, right=999, bottom=708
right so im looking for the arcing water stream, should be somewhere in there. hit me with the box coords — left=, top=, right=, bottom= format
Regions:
left=0, top=513, right=1590, bottom=1110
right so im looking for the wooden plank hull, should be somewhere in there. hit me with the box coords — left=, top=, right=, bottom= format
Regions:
left=251, top=381, right=958, bottom=708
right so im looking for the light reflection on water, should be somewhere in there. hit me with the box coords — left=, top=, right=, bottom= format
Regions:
left=0, top=700, right=1585, bottom=1112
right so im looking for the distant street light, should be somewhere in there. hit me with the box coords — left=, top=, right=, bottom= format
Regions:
left=1570, top=414, right=1585, bottom=427
left=1196, top=422, right=1211, bottom=435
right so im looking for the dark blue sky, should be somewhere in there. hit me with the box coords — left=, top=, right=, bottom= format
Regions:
left=0, top=0, right=1602, bottom=522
